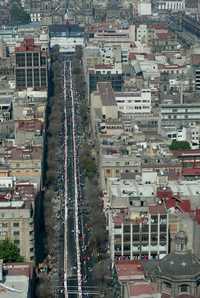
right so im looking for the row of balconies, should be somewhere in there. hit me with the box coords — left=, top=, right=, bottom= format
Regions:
left=114, top=244, right=167, bottom=252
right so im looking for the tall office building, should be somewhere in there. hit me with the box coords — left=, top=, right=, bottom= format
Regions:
left=15, top=37, right=48, bottom=90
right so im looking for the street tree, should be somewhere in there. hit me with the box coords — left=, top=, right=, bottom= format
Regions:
left=169, top=140, right=191, bottom=150
left=0, top=239, right=24, bottom=262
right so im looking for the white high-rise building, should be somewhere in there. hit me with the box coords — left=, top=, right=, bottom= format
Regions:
left=137, top=0, right=152, bottom=16
left=157, top=0, right=185, bottom=11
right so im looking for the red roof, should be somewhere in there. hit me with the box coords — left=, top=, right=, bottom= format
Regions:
left=179, top=200, right=191, bottom=212
left=4, top=263, right=33, bottom=278
left=173, top=149, right=200, bottom=157
left=15, top=37, right=41, bottom=52
left=182, top=168, right=200, bottom=176
left=148, top=24, right=167, bottom=30
left=149, top=204, right=165, bottom=215
left=16, top=119, right=43, bottom=132
left=95, top=64, right=113, bottom=69
left=195, top=209, right=200, bottom=224
left=129, top=282, right=158, bottom=296
left=156, top=32, right=171, bottom=40
left=113, top=213, right=124, bottom=225
left=129, top=52, right=136, bottom=60
left=157, top=187, right=173, bottom=199
left=115, top=260, right=144, bottom=280
left=161, top=295, right=170, bottom=298
left=166, top=198, right=191, bottom=213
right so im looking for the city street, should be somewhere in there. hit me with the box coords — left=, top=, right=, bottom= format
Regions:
left=61, top=57, right=99, bottom=297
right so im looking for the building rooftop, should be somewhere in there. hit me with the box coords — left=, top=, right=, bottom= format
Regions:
left=49, top=24, right=84, bottom=37
left=128, top=281, right=158, bottom=297
left=152, top=252, right=200, bottom=279
left=97, top=82, right=116, bottom=106
left=0, top=262, right=32, bottom=298
left=4, top=145, right=42, bottom=160
left=0, top=96, right=12, bottom=106
left=160, top=92, right=200, bottom=106
left=115, top=260, right=144, bottom=281
left=15, top=119, right=43, bottom=132
left=0, top=201, right=24, bottom=208
left=15, top=37, right=41, bottom=52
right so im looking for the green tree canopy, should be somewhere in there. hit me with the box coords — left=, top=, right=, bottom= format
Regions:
left=0, top=239, right=24, bottom=262
left=169, top=140, right=191, bottom=151
left=80, top=147, right=97, bottom=178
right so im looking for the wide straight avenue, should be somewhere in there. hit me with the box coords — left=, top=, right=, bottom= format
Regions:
left=61, top=57, right=99, bottom=298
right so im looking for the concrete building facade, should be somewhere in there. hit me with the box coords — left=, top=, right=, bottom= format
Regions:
left=0, top=201, right=34, bottom=261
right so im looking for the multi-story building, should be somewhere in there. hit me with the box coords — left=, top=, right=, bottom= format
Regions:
left=15, top=37, right=48, bottom=91
left=157, top=0, right=185, bottom=11
left=166, top=123, right=200, bottom=149
left=14, top=119, right=43, bottom=145
left=159, top=96, right=200, bottom=134
left=194, top=65, right=200, bottom=91
left=136, top=24, right=149, bottom=44
left=100, top=153, right=141, bottom=189
left=109, top=204, right=168, bottom=262
left=0, top=95, right=12, bottom=122
left=137, top=0, right=152, bottom=16
left=3, top=145, right=42, bottom=187
left=49, top=24, right=85, bottom=53
left=144, top=232, right=200, bottom=298
left=152, top=31, right=178, bottom=52
left=0, top=200, right=34, bottom=261
left=88, top=64, right=123, bottom=93
left=115, top=89, right=151, bottom=114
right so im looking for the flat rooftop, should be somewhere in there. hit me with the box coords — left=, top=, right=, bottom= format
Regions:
left=97, top=82, right=116, bottom=106
left=0, top=275, right=29, bottom=298
left=109, top=177, right=200, bottom=200
left=160, top=92, right=200, bottom=106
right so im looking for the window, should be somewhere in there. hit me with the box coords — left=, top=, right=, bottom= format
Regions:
left=13, top=231, right=20, bottom=236
left=26, top=53, right=32, bottom=67
left=142, top=234, right=148, bottom=241
left=106, top=169, right=111, bottom=175
left=14, top=239, right=20, bottom=245
left=115, top=245, right=121, bottom=252
left=179, top=284, right=189, bottom=293
left=16, top=53, right=25, bottom=67
left=123, top=244, right=130, bottom=251
left=27, top=69, right=33, bottom=87
left=124, top=234, right=130, bottom=242
left=133, top=225, right=139, bottom=233
left=41, top=68, right=47, bottom=86
left=124, top=225, right=130, bottom=233
left=13, top=223, right=19, bottom=228
left=132, top=234, right=139, bottom=241
left=163, top=282, right=171, bottom=289
left=33, top=53, right=39, bottom=66
left=16, top=69, right=25, bottom=87
left=114, top=235, right=121, bottom=241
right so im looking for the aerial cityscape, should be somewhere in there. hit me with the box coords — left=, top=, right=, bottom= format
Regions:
left=0, top=0, right=199, bottom=297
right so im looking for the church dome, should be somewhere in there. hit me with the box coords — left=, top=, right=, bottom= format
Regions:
left=155, top=253, right=200, bottom=279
